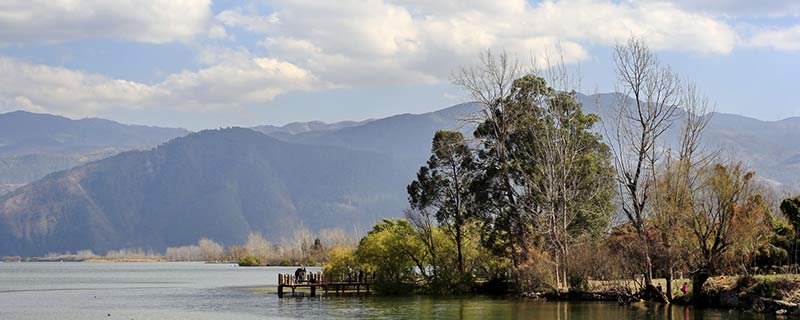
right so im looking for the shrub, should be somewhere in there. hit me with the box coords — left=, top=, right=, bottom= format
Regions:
left=238, top=255, right=263, bottom=267
left=323, top=247, right=359, bottom=282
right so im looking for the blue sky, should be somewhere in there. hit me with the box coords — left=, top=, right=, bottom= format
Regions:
left=0, top=0, right=799, bottom=130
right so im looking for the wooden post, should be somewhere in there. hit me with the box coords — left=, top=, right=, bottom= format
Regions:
left=311, top=285, right=316, bottom=297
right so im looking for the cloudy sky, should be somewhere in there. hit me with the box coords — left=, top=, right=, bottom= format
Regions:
left=0, top=0, right=799, bottom=130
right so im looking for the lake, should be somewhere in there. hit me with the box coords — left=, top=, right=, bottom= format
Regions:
left=0, top=262, right=771, bottom=319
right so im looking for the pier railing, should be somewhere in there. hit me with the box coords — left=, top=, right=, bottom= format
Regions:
left=277, top=271, right=374, bottom=297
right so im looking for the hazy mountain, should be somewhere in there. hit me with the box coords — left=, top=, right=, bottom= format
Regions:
left=270, top=103, right=480, bottom=164
left=0, top=111, right=188, bottom=156
left=264, top=94, right=800, bottom=191
left=0, top=128, right=406, bottom=257
left=252, top=119, right=371, bottom=136
left=2, top=94, right=799, bottom=257
left=0, top=111, right=188, bottom=190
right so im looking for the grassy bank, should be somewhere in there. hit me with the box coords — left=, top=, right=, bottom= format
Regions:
left=536, top=275, right=800, bottom=316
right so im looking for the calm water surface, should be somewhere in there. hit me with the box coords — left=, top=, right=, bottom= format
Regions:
left=0, top=262, right=773, bottom=319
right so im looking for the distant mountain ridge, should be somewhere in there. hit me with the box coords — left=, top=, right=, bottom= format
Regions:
left=252, top=119, right=372, bottom=135
left=1, top=95, right=799, bottom=257
left=0, top=110, right=188, bottom=156
left=0, top=128, right=406, bottom=256
left=0, top=110, right=188, bottom=188
left=261, top=95, right=800, bottom=192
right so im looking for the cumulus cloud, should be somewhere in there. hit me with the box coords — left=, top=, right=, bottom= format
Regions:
left=0, top=0, right=764, bottom=116
left=749, top=25, right=800, bottom=51
left=0, top=56, right=324, bottom=117
left=217, top=0, right=737, bottom=87
left=0, top=0, right=214, bottom=45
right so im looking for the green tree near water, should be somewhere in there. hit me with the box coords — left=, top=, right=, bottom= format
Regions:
left=408, top=131, right=477, bottom=278
left=501, top=75, right=615, bottom=289
left=780, top=196, right=800, bottom=264
left=355, top=219, right=427, bottom=294
left=440, top=59, right=615, bottom=291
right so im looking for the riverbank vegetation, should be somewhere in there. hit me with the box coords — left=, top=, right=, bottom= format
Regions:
left=323, top=37, right=800, bottom=313
left=11, top=227, right=355, bottom=265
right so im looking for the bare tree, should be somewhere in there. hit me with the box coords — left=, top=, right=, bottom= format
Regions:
left=198, top=238, right=224, bottom=262
left=245, top=232, right=272, bottom=262
left=651, top=81, right=714, bottom=299
left=607, top=37, right=682, bottom=287
left=319, top=228, right=355, bottom=249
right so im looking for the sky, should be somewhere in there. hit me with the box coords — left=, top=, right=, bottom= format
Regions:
left=0, top=0, right=799, bottom=130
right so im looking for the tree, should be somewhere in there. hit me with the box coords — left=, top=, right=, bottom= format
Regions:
left=780, top=196, right=800, bottom=264
left=491, top=74, right=615, bottom=290
left=685, top=162, right=769, bottom=301
left=453, top=51, right=614, bottom=291
left=608, top=37, right=682, bottom=287
left=408, top=130, right=477, bottom=275
left=453, top=51, right=530, bottom=272
left=651, top=81, right=713, bottom=299
left=323, top=247, right=359, bottom=282
left=245, top=232, right=272, bottom=263
left=355, top=219, right=427, bottom=294
left=198, top=238, right=224, bottom=262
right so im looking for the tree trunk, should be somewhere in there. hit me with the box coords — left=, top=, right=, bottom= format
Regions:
left=692, top=272, right=710, bottom=304
left=456, top=227, right=464, bottom=274
left=644, top=254, right=654, bottom=286
left=554, top=251, right=561, bottom=290
left=666, top=266, right=674, bottom=300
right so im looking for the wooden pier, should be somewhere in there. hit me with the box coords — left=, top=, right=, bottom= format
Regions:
left=277, top=272, right=373, bottom=297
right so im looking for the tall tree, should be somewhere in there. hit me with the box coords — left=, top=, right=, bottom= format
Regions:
left=454, top=51, right=615, bottom=290
left=453, top=51, right=530, bottom=272
left=408, top=130, right=478, bottom=275
left=504, top=75, right=615, bottom=289
left=651, top=82, right=713, bottom=299
left=608, top=37, right=682, bottom=286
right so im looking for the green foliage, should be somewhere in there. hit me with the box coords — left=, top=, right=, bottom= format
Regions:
left=408, top=130, right=477, bottom=278
left=780, top=197, right=800, bottom=232
left=355, top=219, right=426, bottom=294
left=568, top=273, right=590, bottom=293
left=323, top=247, right=359, bottom=282
left=237, top=255, right=263, bottom=267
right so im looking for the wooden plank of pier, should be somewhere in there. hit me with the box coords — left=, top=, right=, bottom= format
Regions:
left=277, top=272, right=373, bottom=298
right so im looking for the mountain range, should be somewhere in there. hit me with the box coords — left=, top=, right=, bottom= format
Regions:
left=0, top=111, right=187, bottom=189
left=0, top=94, right=799, bottom=256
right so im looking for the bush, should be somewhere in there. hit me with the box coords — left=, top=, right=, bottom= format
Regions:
left=323, top=247, right=359, bottom=282
left=238, top=255, right=263, bottom=267
left=355, top=219, right=423, bottom=294
left=568, top=274, right=590, bottom=293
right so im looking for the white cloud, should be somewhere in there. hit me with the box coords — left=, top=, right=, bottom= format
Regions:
left=217, top=0, right=737, bottom=87
left=0, top=0, right=764, bottom=117
left=0, top=0, right=214, bottom=45
left=0, top=55, right=324, bottom=117
left=749, top=25, right=800, bottom=51
left=159, top=56, right=327, bottom=111
left=0, top=57, right=161, bottom=117
left=653, top=0, right=800, bottom=17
